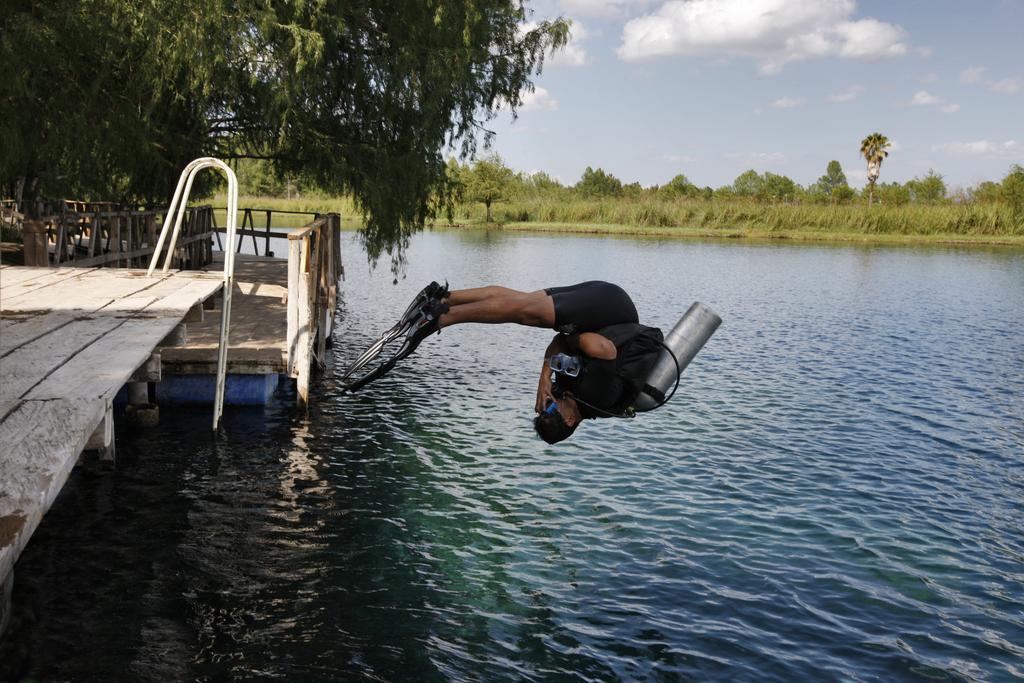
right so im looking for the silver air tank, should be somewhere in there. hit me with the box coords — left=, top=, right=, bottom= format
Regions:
left=633, top=302, right=721, bottom=412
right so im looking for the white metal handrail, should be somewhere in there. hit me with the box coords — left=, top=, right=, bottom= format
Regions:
left=147, top=157, right=238, bottom=430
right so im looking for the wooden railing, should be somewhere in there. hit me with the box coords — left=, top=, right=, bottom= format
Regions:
left=19, top=205, right=216, bottom=270
left=286, top=213, right=343, bottom=406
left=212, top=207, right=321, bottom=258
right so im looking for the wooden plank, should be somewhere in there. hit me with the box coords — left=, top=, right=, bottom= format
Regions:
left=0, top=273, right=216, bottom=356
left=0, top=309, right=149, bottom=414
left=0, top=270, right=166, bottom=310
left=25, top=279, right=222, bottom=403
left=0, top=268, right=86, bottom=300
left=0, top=268, right=58, bottom=287
left=0, top=398, right=106, bottom=582
left=0, top=310, right=82, bottom=356
left=23, top=278, right=220, bottom=403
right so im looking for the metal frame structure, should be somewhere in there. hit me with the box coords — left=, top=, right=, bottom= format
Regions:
left=147, top=157, right=238, bottom=430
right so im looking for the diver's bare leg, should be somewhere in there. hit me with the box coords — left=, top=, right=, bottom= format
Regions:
left=438, top=290, right=555, bottom=329
left=446, top=285, right=527, bottom=306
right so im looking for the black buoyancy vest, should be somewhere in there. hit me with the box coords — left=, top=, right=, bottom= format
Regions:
left=559, top=323, right=664, bottom=417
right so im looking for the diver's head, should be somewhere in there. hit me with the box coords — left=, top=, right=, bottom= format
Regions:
left=533, top=397, right=582, bottom=444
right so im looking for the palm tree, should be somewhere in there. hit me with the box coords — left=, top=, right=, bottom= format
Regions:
left=860, top=132, right=891, bottom=206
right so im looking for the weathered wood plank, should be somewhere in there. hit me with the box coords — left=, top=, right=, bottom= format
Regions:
left=0, top=268, right=88, bottom=300
left=24, top=280, right=222, bottom=403
left=0, top=269, right=167, bottom=311
left=1, top=276, right=221, bottom=413
left=0, top=268, right=58, bottom=287
left=0, top=313, right=141, bottom=414
left=0, top=398, right=106, bottom=581
left=0, top=273, right=216, bottom=357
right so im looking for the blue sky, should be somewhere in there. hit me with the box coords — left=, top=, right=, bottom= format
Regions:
left=485, top=0, right=1023, bottom=190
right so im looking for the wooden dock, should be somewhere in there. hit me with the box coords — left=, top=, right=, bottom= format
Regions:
left=0, top=211, right=342, bottom=633
left=0, top=266, right=223, bottom=628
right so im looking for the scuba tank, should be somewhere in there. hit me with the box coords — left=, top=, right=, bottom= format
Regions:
left=633, top=302, right=721, bottom=412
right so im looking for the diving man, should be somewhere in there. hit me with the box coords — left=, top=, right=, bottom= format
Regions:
left=409, top=281, right=665, bottom=444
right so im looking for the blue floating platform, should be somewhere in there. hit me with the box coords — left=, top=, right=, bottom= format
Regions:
left=155, top=373, right=281, bottom=406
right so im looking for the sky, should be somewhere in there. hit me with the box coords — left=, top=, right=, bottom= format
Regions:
left=483, top=0, right=1023, bottom=190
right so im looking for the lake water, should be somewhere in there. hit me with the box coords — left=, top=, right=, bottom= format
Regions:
left=4, top=231, right=1024, bottom=681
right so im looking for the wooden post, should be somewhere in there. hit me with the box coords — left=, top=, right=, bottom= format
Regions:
left=110, top=212, right=122, bottom=264
left=286, top=236, right=301, bottom=377
left=53, top=211, right=67, bottom=265
left=295, top=236, right=313, bottom=408
left=85, top=400, right=115, bottom=462
left=264, top=210, right=272, bottom=257
left=21, top=220, right=48, bottom=267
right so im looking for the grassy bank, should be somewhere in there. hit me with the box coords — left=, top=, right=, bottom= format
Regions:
left=210, top=194, right=1024, bottom=246
left=469, top=198, right=1023, bottom=238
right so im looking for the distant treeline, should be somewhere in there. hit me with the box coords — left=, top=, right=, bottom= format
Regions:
left=236, top=156, right=1024, bottom=217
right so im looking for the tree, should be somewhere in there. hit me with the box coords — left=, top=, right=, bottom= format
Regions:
left=464, top=155, right=514, bottom=222
left=731, top=170, right=763, bottom=198
left=575, top=167, right=623, bottom=198
left=759, top=172, right=798, bottom=203
left=658, top=174, right=697, bottom=199
left=874, top=182, right=910, bottom=206
left=813, top=160, right=850, bottom=204
left=0, top=1, right=569, bottom=265
left=1001, top=164, right=1024, bottom=214
left=906, top=170, right=947, bottom=203
left=860, top=132, right=892, bottom=206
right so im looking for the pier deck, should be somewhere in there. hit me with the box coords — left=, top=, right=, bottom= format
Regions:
left=159, top=253, right=289, bottom=375
left=0, top=265, right=223, bottom=591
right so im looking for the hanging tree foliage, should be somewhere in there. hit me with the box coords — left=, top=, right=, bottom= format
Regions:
left=0, top=0, right=569, bottom=266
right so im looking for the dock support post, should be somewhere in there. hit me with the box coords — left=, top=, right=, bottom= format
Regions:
left=161, top=323, right=188, bottom=347
left=294, top=240, right=312, bottom=409
left=85, top=400, right=115, bottom=462
left=21, top=220, right=48, bottom=267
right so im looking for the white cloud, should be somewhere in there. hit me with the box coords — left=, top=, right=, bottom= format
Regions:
left=616, top=0, right=909, bottom=73
left=911, top=90, right=941, bottom=106
left=726, top=151, right=785, bottom=165
left=940, top=103, right=960, bottom=113
left=960, top=66, right=986, bottom=84
left=920, top=72, right=938, bottom=83
left=916, top=46, right=933, bottom=57
left=932, top=140, right=1018, bottom=158
left=560, top=0, right=650, bottom=19
left=520, top=87, right=559, bottom=111
left=771, top=96, right=805, bottom=108
left=987, top=77, right=1022, bottom=95
left=827, top=85, right=863, bottom=102
left=663, top=153, right=695, bottom=162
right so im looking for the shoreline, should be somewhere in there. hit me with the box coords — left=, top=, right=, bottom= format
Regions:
left=434, top=220, right=1024, bottom=248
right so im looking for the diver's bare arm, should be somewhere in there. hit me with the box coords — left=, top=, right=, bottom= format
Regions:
left=536, top=334, right=569, bottom=412
left=575, top=332, right=617, bottom=360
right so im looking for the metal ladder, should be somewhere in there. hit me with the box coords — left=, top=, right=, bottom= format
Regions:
left=147, top=157, right=239, bottom=430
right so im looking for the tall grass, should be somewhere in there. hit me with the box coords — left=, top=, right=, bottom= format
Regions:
left=206, top=193, right=1024, bottom=241
left=460, top=198, right=1023, bottom=237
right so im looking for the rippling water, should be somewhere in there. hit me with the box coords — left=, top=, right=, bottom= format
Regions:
left=5, top=231, right=1024, bottom=681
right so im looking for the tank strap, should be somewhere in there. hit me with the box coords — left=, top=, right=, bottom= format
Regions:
left=642, top=383, right=665, bottom=404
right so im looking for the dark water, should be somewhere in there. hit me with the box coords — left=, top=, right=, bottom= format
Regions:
left=4, top=231, right=1024, bottom=681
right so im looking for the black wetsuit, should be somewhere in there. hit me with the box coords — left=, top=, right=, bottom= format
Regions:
left=545, top=282, right=663, bottom=417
